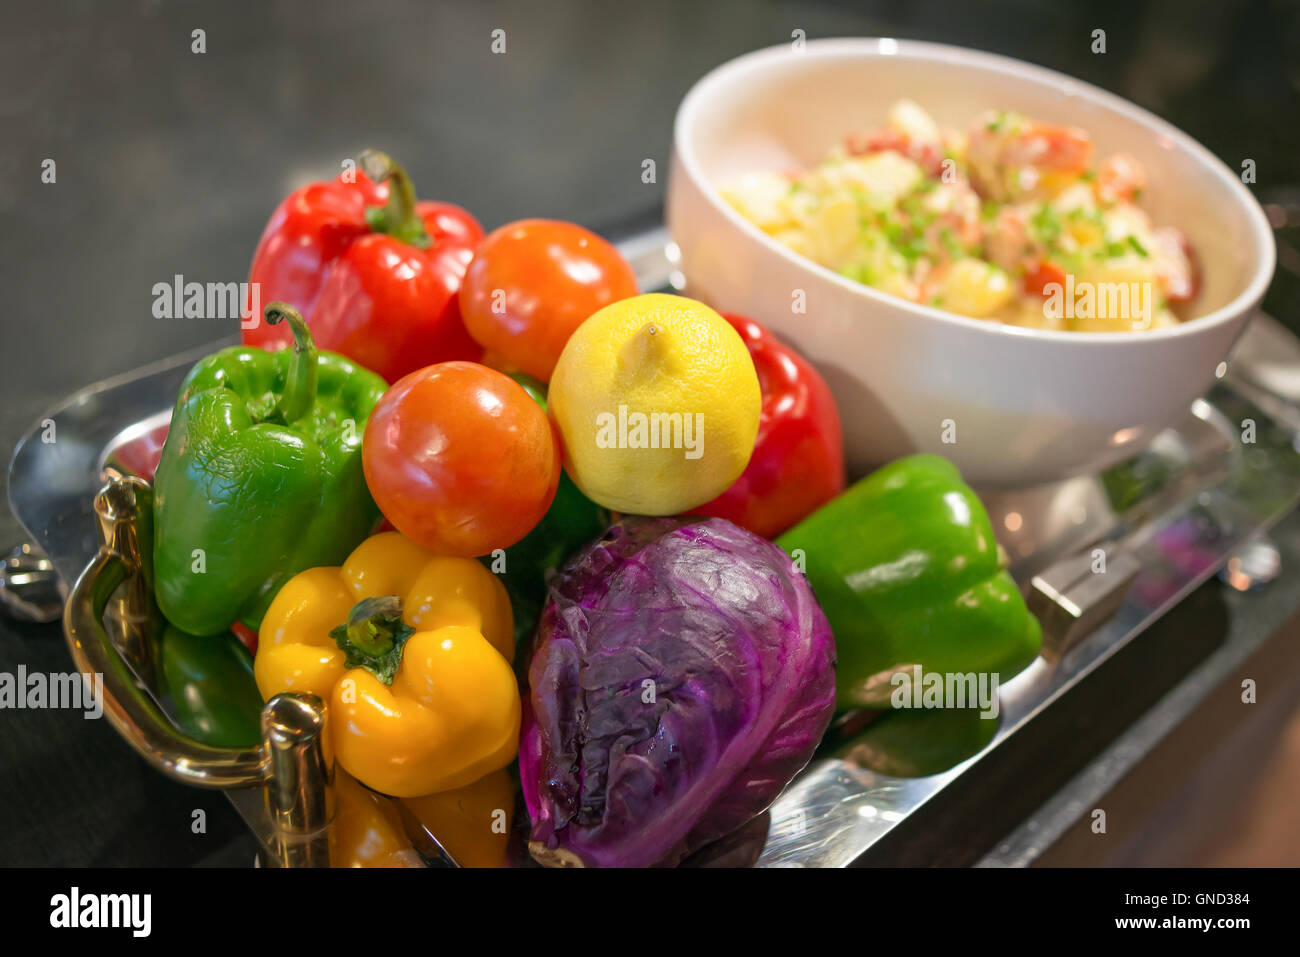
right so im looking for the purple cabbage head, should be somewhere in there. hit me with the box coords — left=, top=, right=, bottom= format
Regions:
left=520, top=516, right=836, bottom=868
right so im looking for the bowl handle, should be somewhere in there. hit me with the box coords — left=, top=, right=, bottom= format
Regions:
left=62, top=472, right=336, bottom=862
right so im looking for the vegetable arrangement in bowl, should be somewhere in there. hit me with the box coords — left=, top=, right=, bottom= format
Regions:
left=138, top=150, right=1041, bottom=866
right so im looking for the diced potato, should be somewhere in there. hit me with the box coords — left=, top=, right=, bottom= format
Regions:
left=721, top=172, right=796, bottom=231
left=938, top=258, right=1015, bottom=318
left=1051, top=182, right=1097, bottom=218
left=876, top=256, right=920, bottom=301
left=780, top=187, right=821, bottom=228
left=888, top=99, right=941, bottom=146
left=809, top=195, right=861, bottom=267
left=943, top=130, right=969, bottom=168
left=809, top=153, right=924, bottom=212
left=1080, top=253, right=1157, bottom=288
left=771, top=228, right=812, bottom=259
left=1075, top=255, right=1159, bottom=330
left=1007, top=297, right=1064, bottom=330
left=1101, top=203, right=1154, bottom=246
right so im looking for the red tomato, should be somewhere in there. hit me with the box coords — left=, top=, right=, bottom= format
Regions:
left=691, top=314, right=845, bottom=539
left=416, top=199, right=485, bottom=249
left=362, top=362, right=560, bottom=557
left=459, top=219, right=639, bottom=382
left=1023, top=259, right=1068, bottom=297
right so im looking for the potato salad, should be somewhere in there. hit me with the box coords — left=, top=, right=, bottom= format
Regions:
left=723, top=100, right=1200, bottom=331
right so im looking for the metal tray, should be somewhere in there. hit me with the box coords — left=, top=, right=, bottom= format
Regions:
left=10, top=234, right=1300, bottom=867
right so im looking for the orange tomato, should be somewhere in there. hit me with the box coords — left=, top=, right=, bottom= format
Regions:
left=459, top=219, right=638, bottom=382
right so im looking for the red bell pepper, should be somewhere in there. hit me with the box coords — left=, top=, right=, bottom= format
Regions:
left=230, top=622, right=258, bottom=657
left=243, top=150, right=484, bottom=383
left=692, top=313, right=845, bottom=539
left=105, top=420, right=170, bottom=483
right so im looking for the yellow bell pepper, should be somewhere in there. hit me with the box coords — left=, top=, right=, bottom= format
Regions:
left=330, top=769, right=423, bottom=868
left=254, top=531, right=521, bottom=798
left=403, top=768, right=515, bottom=868
left=332, top=767, right=514, bottom=868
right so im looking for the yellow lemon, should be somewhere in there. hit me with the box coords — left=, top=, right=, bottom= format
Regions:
left=548, top=293, right=761, bottom=515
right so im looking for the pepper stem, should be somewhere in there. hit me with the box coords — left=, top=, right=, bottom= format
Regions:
left=328, top=595, right=414, bottom=686
left=264, top=302, right=318, bottom=425
left=359, top=149, right=431, bottom=248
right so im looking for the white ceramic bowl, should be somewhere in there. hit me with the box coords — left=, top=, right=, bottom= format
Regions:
left=667, top=38, right=1275, bottom=487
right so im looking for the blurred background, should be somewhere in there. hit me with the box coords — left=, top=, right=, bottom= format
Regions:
left=2, top=0, right=1298, bottom=865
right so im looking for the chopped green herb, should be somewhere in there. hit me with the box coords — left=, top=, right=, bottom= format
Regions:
left=1030, top=204, right=1062, bottom=246
left=939, top=227, right=963, bottom=259
left=839, top=263, right=879, bottom=286
left=1127, top=235, right=1149, bottom=257
left=1064, top=205, right=1103, bottom=227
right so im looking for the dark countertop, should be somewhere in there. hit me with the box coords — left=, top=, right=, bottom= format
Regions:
left=3, top=0, right=1299, bottom=866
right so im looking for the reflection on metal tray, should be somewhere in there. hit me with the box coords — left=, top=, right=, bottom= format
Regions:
left=8, top=233, right=1300, bottom=867
left=760, top=377, right=1300, bottom=865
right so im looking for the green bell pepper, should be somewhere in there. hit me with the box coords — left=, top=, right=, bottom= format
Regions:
left=156, top=624, right=263, bottom=747
left=153, top=303, right=388, bottom=636
left=778, top=454, right=1041, bottom=712
left=497, top=373, right=609, bottom=650
left=829, top=705, right=1000, bottom=778
left=500, top=472, right=609, bottom=649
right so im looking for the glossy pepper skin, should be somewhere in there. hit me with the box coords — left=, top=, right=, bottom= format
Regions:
left=777, top=455, right=1041, bottom=711
left=253, top=531, right=521, bottom=798
left=331, top=766, right=515, bottom=868
left=155, top=624, right=263, bottom=747
left=403, top=768, right=515, bottom=868
left=244, top=151, right=484, bottom=383
left=153, top=304, right=387, bottom=637
left=692, top=314, right=845, bottom=539
left=330, top=769, right=424, bottom=868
